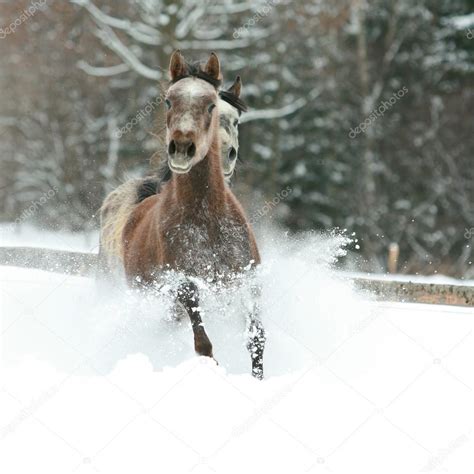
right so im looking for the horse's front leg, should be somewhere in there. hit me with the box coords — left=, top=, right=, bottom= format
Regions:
left=245, top=284, right=266, bottom=380
left=177, top=281, right=214, bottom=359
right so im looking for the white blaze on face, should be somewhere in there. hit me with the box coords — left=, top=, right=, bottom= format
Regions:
left=167, top=78, right=218, bottom=164
left=181, top=77, right=215, bottom=98
left=170, top=78, right=217, bottom=133
left=178, top=112, right=194, bottom=134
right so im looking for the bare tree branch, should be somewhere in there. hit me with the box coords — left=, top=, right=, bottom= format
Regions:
left=241, top=98, right=307, bottom=123
left=77, top=60, right=130, bottom=77
left=70, top=0, right=162, bottom=45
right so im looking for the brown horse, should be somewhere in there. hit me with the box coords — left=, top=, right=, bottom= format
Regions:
left=122, top=51, right=265, bottom=379
left=98, top=77, right=247, bottom=278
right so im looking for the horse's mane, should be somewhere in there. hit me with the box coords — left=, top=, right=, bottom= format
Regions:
left=171, top=61, right=222, bottom=89
left=219, top=90, right=248, bottom=115
left=136, top=177, right=161, bottom=203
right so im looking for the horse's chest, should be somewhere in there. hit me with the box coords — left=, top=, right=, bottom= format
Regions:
left=163, top=219, right=251, bottom=279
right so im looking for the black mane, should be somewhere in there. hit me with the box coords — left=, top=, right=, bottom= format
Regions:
left=136, top=177, right=160, bottom=203
left=219, top=90, right=248, bottom=115
left=171, top=61, right=222, bottom=89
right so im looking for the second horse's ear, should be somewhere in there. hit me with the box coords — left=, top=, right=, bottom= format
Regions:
left=228, top=76, right=242, bottom=98
left=204, top=52, right=221, bottom=81
left=169, top=50, right=187, bottom=81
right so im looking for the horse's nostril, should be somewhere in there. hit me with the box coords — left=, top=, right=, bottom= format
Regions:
left=187, top=142, right=196, bottom=158
left=168, top=140, right=176, bottom=155
left=228, top=147, right=237, bottom=161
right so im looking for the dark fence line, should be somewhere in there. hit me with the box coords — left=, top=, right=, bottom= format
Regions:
left=1, top=246, right=473, bottom=308
left=353, top=278, right=474, bottom=308
left=0, top=246, right=97, bottom=276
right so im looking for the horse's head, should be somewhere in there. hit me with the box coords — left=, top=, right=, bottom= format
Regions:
left=166, top=50, right=221, bottom=174
left=218, top=76, right=246, bottom=179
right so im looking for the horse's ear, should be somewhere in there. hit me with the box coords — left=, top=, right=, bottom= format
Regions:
left=228, top=76, right=242, bottom=98
left=204, top=52, right=221, bottom=81
left=169, top=50, right=187, bottom=81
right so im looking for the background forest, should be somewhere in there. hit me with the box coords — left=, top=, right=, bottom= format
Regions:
left=0, top=0, right=473, bottom=276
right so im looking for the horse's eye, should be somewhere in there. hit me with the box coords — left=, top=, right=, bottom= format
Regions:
left=233, top=119, right=239, bottom=127
left=208, top=103, right=216, bottom=114
left=165, top=99, right=172, bottom=110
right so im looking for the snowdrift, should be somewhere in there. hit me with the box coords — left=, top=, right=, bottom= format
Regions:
left=2, top=229, right=474, bottom=473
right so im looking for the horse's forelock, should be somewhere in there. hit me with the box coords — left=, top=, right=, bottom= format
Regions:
left=170, top=60, right=222, bottom=89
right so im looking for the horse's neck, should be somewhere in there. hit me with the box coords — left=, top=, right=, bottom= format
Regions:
left=172, top=141, right=226, bottom=213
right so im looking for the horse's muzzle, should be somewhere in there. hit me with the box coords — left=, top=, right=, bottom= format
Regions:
left=168, top=139, right=196, bottom=173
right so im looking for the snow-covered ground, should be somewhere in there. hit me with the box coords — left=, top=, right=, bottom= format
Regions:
left=1, top=226, right=474, bottom=473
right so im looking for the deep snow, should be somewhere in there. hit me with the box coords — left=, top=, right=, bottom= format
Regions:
left=1, top=226, right=474, bottom=473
